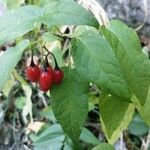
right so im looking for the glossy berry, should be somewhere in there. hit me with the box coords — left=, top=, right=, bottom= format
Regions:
left=26, top=60, right=40, bottom=82
left=53, top=69, right=64, bottom=84
left=43, top=46, right=64, bottom=85
left=39, top=68, right=53, bottom=92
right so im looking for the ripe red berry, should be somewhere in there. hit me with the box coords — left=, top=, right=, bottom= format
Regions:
left=53, top=69, right=64, bottom=84
left=42, top=46, right=64, bottom=85
left=26, top=60, right=40, bottom=82
left=39, top=69, right=53, bottom=92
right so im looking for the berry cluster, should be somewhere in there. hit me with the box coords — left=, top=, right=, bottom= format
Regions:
left=26, top=50, right=63, bottom=92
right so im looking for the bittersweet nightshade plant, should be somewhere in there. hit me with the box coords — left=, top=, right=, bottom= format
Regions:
left=0, top=0, right=150, bottom=149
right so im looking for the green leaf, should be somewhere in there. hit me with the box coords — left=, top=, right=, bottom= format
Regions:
left=0, top=6, right=42, bottom=45
left=92, top=143, right=115, bottom=150
left=31, top=124, right=73, bottom=150
left=0, top=0, right=98, bottom=45
left=72, top=20, right=150, bottom=142
left=0, top=40, right=29, bottom=90
left=128, top=113, right=149, bottom=136
left=51, top=69, right=88, bottom=142
left=99, top=94, right=134, bottom=144
left=71, top=29, right=130, bottom=98
left=40, top=106, right=57, bottom=123
left=80, top=127, right=100, bottom=145
left=33, top=124, right=64, bottom=143
left=101, top=20, right=150, bottom=106
left=15, top=96, right=26, bottom=110
left=41, top=0, right=99, bottom=28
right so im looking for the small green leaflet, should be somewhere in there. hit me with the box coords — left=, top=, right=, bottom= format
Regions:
left=92, top=143, right=115, bottom=150
left=80, top=127, right=100, bottom=145
left=0, top=40, right=29, bottom=90
left=51, top=69, right=88, bottom=142
left=128, top=113, right=149, bottom=136
left=15, top=97, right=26, bottom=110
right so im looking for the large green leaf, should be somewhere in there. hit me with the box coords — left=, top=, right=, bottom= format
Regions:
left=92, top=143, right=115, bottom=150
left=101, top=20, right=150, bottom=106
left=0, top=6, right=42, bottom=45
left=51, top=69, right=88, bottom=142
left=99, top=94, right=134, bottom=144
left=0, top=40, right=29, bottom=90
left=41, top=0, right=98, bottom=28
left=71, top=29, right=130, bottom=98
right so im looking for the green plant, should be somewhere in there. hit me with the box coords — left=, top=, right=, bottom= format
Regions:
left=0, top=0, right=150, bottom=149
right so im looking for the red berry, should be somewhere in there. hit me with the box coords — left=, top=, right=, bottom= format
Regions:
left=53, top=69, right=64, bottom=84
left=39, top=69, right=53, bottom=92
left=26, top=63, right=40, bottom=82
left=47, top=66, right=53, bottom=74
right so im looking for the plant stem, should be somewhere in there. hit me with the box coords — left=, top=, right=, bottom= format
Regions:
left=53, top=33, right=71, bottom=40
left=43, top=46, right=60, bottom=70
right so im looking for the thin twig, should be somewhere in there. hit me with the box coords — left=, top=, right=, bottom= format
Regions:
left=53, top=33, right=71, bottom=40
